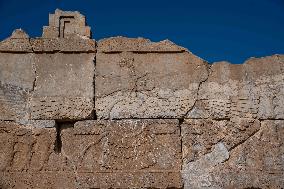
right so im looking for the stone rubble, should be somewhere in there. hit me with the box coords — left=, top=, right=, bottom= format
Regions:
left=0, top=9, right=283, bottom=189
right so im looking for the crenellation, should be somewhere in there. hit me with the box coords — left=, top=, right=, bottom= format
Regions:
left=43, top=9, right=91, bottom=39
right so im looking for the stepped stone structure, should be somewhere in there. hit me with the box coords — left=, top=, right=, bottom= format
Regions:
left=0, top=9, right=283, bottom=189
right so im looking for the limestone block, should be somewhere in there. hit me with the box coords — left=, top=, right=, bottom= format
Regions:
left=0, top=53, right=35, bottom=121
left=187, top=55, right=284, bottom=119
left=0, top=172, right=76, bottom=189
left=181, top=118, right=260, bottom=163
left=42, top=26, right=59, bottom=38
left=0, top=29, right=32, bottom=52
left=42, top=9, right=91, bottom=39
left=95, top=37, right=209, bottom=119
left=0, top=121, right=56, bottom=172
left=29, top=53, right=95, bottom=120
left=182, top=120, right=284, bottom=188
left=61, top=119, right=182, bottom=188
left=182, top=142, right=230, bottom=189
left=0, top=121, right=77, bottom=188
left=98, top=36, right=187, bottom=52
left=31, top=38, right=96, bottom=52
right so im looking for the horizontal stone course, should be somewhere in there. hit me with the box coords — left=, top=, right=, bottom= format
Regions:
left=61, top=119, right=182, bottom=188
left=182, top=120, right=284, bottom=188
left=0, top=120, right=183, bottom=188
left=188, top=55, right=284, bottom=120
left=0, top=9, right=284, bottom=189
left=95, top=37, right=209, bottom=119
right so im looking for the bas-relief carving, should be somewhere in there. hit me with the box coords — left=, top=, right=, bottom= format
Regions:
left=0, top=122, right=55, bottom=172
left=0, top=9, right=283, bottom=189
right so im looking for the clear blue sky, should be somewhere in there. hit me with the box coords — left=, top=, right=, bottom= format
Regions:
left=0, top=0, right=283, bottom=63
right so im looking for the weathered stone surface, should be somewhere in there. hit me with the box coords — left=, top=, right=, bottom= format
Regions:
left=0, top=9, right=284, bottom=189
left=42, top=9, right=91, bottom=39
left=60, top=119, right=182, bottom=188
left=29, top=53, right=95, bottom=120
left=0, top=29, right=32, bottom=52
left=182, top=142, right=230, bottom=189
left=95, top=37, right=209, bottom=119
left=98, top=37, right=187, bottom=52
left=187, top=55, right=284, bottom=119
left=0, top=53, right=35, bottom=121
left=31, top=38, right=96, bottom=52
left=181, top=118, right=260, bottom=163
left=0, top=172, right=76, bottom=189
left=182, top=120, right=284, bottom=188
left=0, top=121, right=76, bottom=189
left=19, top=120, right=56, bottom=128
left=0, top=121, right=57, bottom=172
left=10, top=29, right=30, bottom=39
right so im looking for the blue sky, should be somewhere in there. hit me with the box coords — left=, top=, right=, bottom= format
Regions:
left=0, top=0, right=283, bottom=63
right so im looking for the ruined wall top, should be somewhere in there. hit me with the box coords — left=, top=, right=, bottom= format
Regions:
left=0, top=9, right=284, bottom=189
left=42, top=9, right=91, bottom=39
left=0, top=10, right=96, bottom=53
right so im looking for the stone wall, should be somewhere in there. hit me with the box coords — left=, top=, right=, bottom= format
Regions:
left=0, top=9, right=283, bottom=189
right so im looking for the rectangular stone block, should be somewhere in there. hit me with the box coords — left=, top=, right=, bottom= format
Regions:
left=30, top=53, right=95, bottom=120
left=0, top=121, right=78, bottom=188
left=0, top=53, right=35, bottom=121
left=0, top=38, right=32, bottom=52
left=181, top=118, right=260, bottom=163
left=0, top=121, right=56, bottom=172
left=0, top=172, right=76, bottom=189
left=182, top=120, right=284, bottom=188
left=187, top=55, right=284, bottom=120
left=95, top=37, right=209, bottom=119
left=31, top=38, right=96, bottom=52
left=61, top=119, right=182, bottom=188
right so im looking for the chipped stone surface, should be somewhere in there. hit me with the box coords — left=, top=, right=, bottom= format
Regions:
left=60, top=119, right=182, bottom=188
left=0, top=29, right=32, bottom=52
left=0, top=121, right=56, bottom=172
left=96, top=37, right=209, bottom=119
left=187, top=55, right=284, bottom=120
left=31, top=38, right=96, bottom=52
left=182, top=142, right=229, bottom=189
left=0, top=9, right=284, bottom=189
left=0, top=121, right=75, bottom=189
left=98, top=37, right=187, bottom=52
left=181, top=118, right=260, bottom=163
left=182, top=120, right=284, bottom=189
left=30, top=53, right=95, bottom=120
left=42, top=9, right=91, bottom=39
left=0, top=53, right=35, bottom=121
left=0, top=172, right=76, bottom=189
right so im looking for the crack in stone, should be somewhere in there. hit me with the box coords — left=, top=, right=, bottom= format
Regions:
left=182, top=63, right=210, bottom=120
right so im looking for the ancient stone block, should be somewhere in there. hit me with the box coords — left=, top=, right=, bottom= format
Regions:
left=182, top=120, right=284, bottom=188
left=0, top=121, right=78, bottom=188
left=95, top=37, right=209, bottom=119
left=31, top=38, right=96, bottom=52
left=98, top=37, right=187, bottom=52
left=0, top=172, right=76, bottom=189
left=0, top=121, right=56, bottom=172
left=60, top=119, right=182, bottom=188
left=42, top=9, right=91, bottom=39
left=29, top=53, right=95, bottom=120
left=0, top=53, right=35, bottom=121
left=0, top=29, right=32, bottom=52
left=187, top=55, right=284, bottom=119
left=181, top=118, right=260, bottom=163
